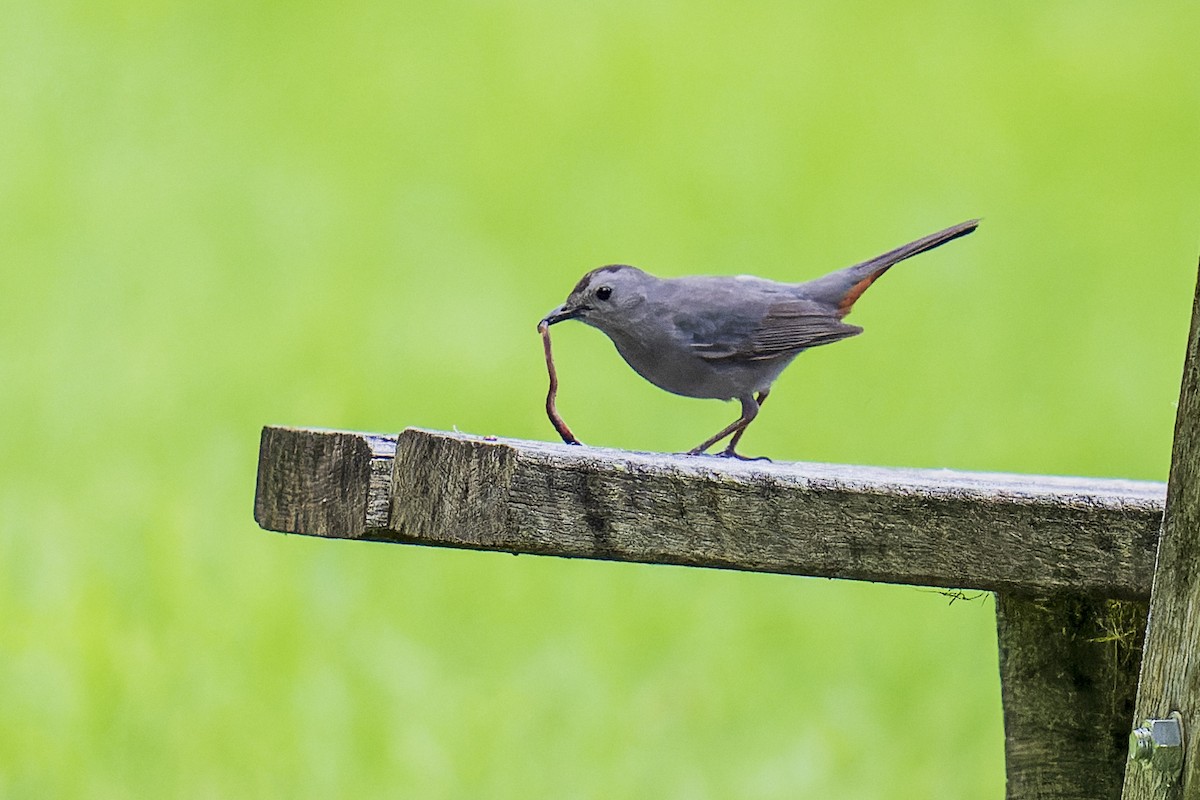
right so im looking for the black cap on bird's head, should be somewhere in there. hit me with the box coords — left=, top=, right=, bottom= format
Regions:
left=539, top=264, right=647, bottom=329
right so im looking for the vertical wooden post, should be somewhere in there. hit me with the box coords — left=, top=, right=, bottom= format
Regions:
left=996, top=594, right=1147, bottom=799
left=1122, top=263, right=1200, bottom=800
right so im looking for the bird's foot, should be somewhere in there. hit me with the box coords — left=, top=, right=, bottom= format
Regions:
left=720, top=449, right=771, bottom=462
left=688, top=447, right=770, bottom=462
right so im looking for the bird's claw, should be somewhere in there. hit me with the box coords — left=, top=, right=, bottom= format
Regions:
left=717, top=449, right=771, bottom=462
left=684, top=448, right=770, bottom=462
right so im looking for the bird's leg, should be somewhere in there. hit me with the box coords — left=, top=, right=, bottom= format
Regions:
left=720, top=391, right=770, bottom=460
left=687, top=393, right=768, bottom=460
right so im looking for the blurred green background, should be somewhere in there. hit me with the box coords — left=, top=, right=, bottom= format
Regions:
left=2, top=1, right=1197, bottom=797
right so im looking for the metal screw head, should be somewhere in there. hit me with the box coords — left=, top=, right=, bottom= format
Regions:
left=1129, top=712, right=1184, bottom=782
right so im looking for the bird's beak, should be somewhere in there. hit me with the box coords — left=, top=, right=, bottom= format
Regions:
left=539, top=303, right=581, bottom=328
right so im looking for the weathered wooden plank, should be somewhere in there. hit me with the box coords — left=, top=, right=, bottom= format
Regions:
left=254, top=426, right=396, bottom=538
left=1122, top=262, right=1200, bottom=800
left=997, top=594, right=1147, bottom=800
left=255, top=425, right=1165, bottom=598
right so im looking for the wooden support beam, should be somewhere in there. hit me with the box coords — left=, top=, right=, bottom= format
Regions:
left=1123, top=263, right=1200, bottom=800
left=255, top=425, right=1164, bottom=599
left=997, top=594, right=1148, bottom=800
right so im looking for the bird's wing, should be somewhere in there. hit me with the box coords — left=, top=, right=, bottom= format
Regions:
left=684, top=299, right=863, bottom=362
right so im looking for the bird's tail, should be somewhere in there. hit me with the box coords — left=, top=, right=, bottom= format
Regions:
left=803, top=219, right=979, bottom=318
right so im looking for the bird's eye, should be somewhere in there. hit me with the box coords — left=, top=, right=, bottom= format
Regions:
left=596, top=286, right=613, bottom=301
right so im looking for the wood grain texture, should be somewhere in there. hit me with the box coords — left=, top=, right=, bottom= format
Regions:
left=998, top=594, right=1147, bottom=800
left=1123, top=262, right=1200, bottom=800
left=254, top=426, right=396, bottom=538
left=255, top=425, right=1165, bottom=598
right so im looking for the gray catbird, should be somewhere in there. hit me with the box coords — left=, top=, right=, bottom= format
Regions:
left=540, top=219, right=978, bottom=459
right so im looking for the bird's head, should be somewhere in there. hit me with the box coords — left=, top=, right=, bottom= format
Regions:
left=539, top=264, right=651, bottom=332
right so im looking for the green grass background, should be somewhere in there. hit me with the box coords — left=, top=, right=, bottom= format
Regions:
left=2, top=2, right=1198, bottom=797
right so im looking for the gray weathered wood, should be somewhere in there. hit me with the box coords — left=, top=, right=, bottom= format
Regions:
left=997, top=594, right=1148, bottom=800
left=255, top=425, right=1165, bottom=598
left=254, top=426, right=396, bottom=538
left=1123, top=263, right=1200, bottom=800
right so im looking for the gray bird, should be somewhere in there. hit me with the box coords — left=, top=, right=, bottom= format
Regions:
left=540, top=219, right=978, bottom=459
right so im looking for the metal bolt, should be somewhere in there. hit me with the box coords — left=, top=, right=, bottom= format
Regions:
left=1129, top=712, right=1184, bottom=782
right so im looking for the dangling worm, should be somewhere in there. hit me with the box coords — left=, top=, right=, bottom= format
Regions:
left=538, top=321, right=581, bottom=445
